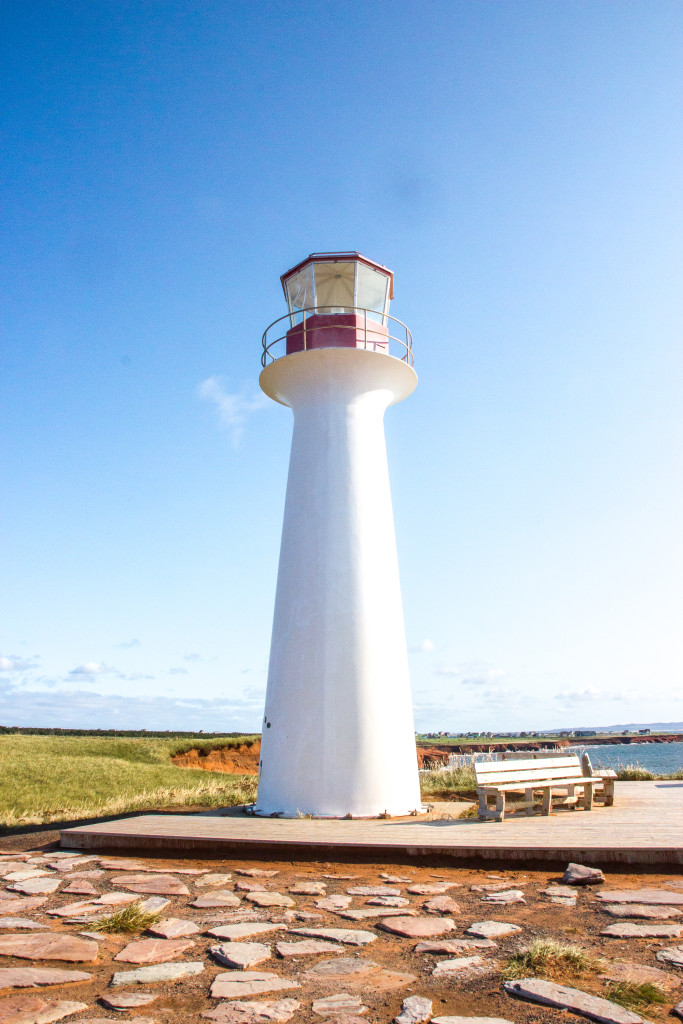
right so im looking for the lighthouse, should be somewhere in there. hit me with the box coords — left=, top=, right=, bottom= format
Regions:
left=255, top=253, right=421, bottom=818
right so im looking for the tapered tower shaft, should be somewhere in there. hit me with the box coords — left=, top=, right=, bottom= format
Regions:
left=255, top=347, right=420, bottom=817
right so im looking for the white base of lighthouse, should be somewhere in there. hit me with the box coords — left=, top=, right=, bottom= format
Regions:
left=254, top=347, right=421, bottom=819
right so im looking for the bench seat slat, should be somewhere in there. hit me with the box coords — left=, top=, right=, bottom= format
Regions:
left=479, top=777, right=597, bottom=792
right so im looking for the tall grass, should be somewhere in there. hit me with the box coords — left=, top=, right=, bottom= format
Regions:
left=419, top=765, right=477, bottom=801
left=0, top=734, right=257, bottom=828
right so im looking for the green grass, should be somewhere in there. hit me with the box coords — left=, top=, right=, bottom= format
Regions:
left=0, top=733, right=258, bottom=828
left=89, top=901, right=163, bottom=934
left=502, top=939, right=605, bottom=981
left=419, top=764, right=477, bottom=801
left=605, top=981, right=667, bottom=1010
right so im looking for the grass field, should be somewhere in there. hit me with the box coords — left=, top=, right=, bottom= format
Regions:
left=0, top=733, right=259, bottom=829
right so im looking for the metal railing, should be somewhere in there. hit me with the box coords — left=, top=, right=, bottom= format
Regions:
left=261, top=306, right=414, bottom=368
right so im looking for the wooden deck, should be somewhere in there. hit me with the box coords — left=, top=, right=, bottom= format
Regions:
left=60, top=782, right=683, bottom=866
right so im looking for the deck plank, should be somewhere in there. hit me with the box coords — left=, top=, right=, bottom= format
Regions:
left=59, top=782, right=683, bottom=865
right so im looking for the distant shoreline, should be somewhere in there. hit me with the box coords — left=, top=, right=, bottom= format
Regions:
left=417, top=733, right=683, bottom=758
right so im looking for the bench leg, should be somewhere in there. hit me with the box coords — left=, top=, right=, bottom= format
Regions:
left=603, top=779, right=614, bottom=806
left=495, top=792, right=506, bottom=822
left=524, top=787, right=535, bottom=815
left=541, top=788, right=553, bottom=815
left=566, top=783, right=576, bottom=810
left=478, top=791, right=489, bottom=820
left=582, top=784, right=594, bottom=811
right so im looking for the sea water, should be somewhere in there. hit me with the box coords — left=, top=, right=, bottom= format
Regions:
left=569, top=742, right=683, bottom=775
left=445, top=741, right=683, bottom=775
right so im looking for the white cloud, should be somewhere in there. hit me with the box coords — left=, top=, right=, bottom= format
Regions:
left=434, top=663, right=505, bottom=687
left=555, top=687, right=637, bottom=705
left=410, top=638, right=435, bottom=653
left=169, top=667, right=189, bottom=675
left=68, top=662, right=116, bottom=678
left=0, top=655, right=39, bottom=673
left=116, top=639, right=140, bottom=649
left=198, top=376, right=268, bottom=447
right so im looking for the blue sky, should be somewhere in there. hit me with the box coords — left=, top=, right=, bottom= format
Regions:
left=2, top=0, right=682, bottom=733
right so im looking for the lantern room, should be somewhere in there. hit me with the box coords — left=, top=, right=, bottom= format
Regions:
left=281, top=252, right=395, bottom=356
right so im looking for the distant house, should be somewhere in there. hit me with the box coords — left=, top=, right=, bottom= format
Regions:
left=573, top=730, right=597, bottom=737
left=639, top=728, right=651, bottom=735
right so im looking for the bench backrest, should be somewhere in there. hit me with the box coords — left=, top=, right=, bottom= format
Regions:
left=475, top=755, right=583, bottom=786
left=501, top=750, right=568, bottom=760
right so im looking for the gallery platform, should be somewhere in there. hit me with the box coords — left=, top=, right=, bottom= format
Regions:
left=59, top=781, right=683, bottom=866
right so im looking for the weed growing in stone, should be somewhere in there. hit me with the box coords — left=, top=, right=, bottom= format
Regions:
left=90, top=901, right=162, bottom=934
left=502, top=938, right=604, bottom=981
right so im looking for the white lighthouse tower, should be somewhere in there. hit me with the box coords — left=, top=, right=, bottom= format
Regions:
left=255, top=252, right=421, bottom=818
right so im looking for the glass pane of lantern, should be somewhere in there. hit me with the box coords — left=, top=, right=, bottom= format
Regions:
left=355, top=263, right=389, bottom=323
left=314, top=261, right=355, bottom=312
left=284, top=265, right=314, bottom=314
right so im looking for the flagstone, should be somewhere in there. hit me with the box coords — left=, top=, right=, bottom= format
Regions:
left=322, top=875, right=357, bottom=881
left=3, top=872, right=51, bottom=882
left=503, top=977, right=646, bottom=1023
left=276, top=939, right=344, bottom=958
left=431, top=1018, right=514, bottom=1023
left=480, top=889, right=525, bottom=905
left=673, top=1001, right=683, bottom=1022
left=244, top=893, right=294, bottom=909
left=395, top=995, right=432, bottom=1024
left=376, top=916, right=455, bottom=939
left=599, top=960, right=681, bottom=993
left=316, top=896, right=352, bottom=912
left=415, top=938, right=497, bottom=953
left=601, top=923, right=682, bottom=938
left=656, top=946, right=683, bottom=969
left=100, top=992, right=158, bottom=1009
left=45, top=903, right=100, bottom=919
left=470, top=883, right=515, bottom=893
left=422, top=896, right=461, bottom=915
left=366, top=896, right=410, bottom=907
left=75, top=1017, right=155, bottom=1023
left=338, top=908, right=416, bottom=921
left=206, top=923, right=286, bottom=942
left=602, top=903, right=682, bottom=919
left=0, top=995, right=88, bottom=1023
left=311, top=993, right=367, bottom=1016
left=0, top=920, right=48, bottom=931
left=407, top=883, right=458, bottom=895
left=380, top=876, right=412, bottom=884
left=0, top=900, right=47, bottom=916
left=114, top=937, right=195, bottom=963
left=137, top=897, right=170, bottom=914
left=0, top=967, right=92, bottom=988
left=596, top=889, right=683, bottom=905
left=303, top=958, right=379, bottom=979
left=466, top=921, right=522, bottom=939
left=191, top=891, right=241, bottom=909
left=235, top=881, right=269, bottom=892
left=195, top=873, right=233, bottom=888
left=211, top=942, right=272, bottom=969
left=6, top=880, right=61, bottom=896
left=432, top=956, right=492, bottom=977
left=61, top=881, right=97, bottom=896
left=542, top=885, right=578, bottom=899
left=234, top=870, right=279, bottom=878
left=210, top=972, right=300, bottom=999
left=200, top=998, right=300, bottom=1022
left=110, top=875, right=189, bottom=896
left=281, top=911, right=323, bottom=923
left=110, top=961, right=205, bottom=985
left=288, top=882, right=327, bottom=895
left=94, top=892, right=141, bottom=906
left=346, top=886, right=399, bottom=897
left=290, top=928, right=376, bottom=946
left=0, top=933, right=98, bottom=962
left=146, top=918, right=199, bottom=939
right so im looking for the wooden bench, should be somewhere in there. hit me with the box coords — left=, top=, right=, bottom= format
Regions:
left=475, top=755, right=601, bottom=822
left=499, top=750, right=616, bottom=806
